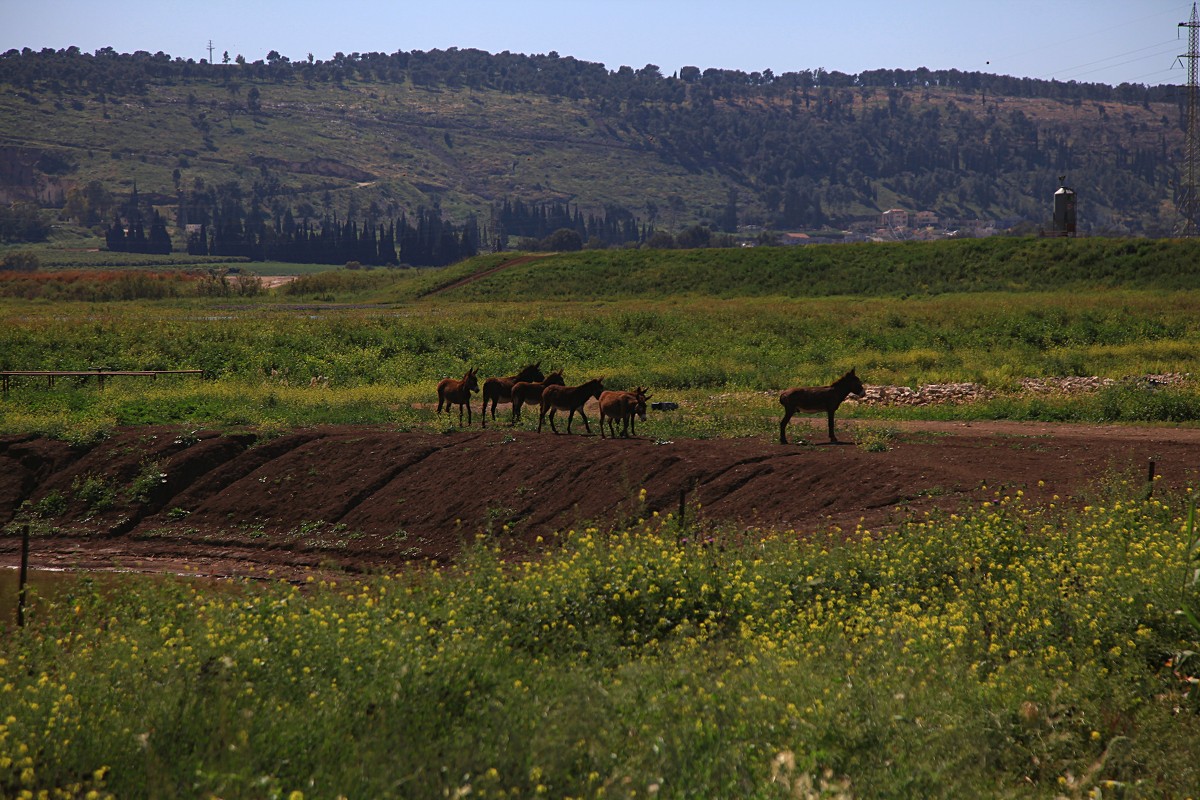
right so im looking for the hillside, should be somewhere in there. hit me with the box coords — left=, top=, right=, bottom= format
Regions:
left=0, top=47, right=1187, bottom=241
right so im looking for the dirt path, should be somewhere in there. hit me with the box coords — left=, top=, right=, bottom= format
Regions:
left=3, top=419, right=1199, bottom=580
left=420, top=254, right=548, bottom=297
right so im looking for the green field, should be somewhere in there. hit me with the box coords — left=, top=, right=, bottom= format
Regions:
left=3, top=238, right=1200, bottom=797
left=3, top=238, right=1200, bottom=441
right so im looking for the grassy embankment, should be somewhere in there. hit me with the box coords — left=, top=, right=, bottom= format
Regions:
left=2, top=237, right=1200, bottom=442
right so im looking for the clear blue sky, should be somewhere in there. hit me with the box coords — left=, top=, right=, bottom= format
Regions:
left=3, top=0, right=1195, bottom=87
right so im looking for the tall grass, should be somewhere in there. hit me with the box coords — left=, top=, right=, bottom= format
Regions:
left=3, top=237, right=1200, bottom=436
left=0, top=270, right=199, bottom=301
left=3, top=493, right=1198, bottom=797
left=2, top=290, right=1198, bottom=438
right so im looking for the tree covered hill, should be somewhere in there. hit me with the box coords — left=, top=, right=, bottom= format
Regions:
left=0, top=46, right=1187, bottom=240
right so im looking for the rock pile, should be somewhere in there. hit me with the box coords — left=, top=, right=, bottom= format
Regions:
left=855, top=383, right=991, bottom=406
left=852, top=373, right=1190, bottom=408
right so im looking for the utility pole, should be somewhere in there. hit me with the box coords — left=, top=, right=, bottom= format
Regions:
left=1178, top=4, right=1199, bottom=237
left=207, top=39, right=215, bottom=64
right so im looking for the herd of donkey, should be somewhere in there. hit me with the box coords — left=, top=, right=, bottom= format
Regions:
left=436, top=363, right=867, bottom=445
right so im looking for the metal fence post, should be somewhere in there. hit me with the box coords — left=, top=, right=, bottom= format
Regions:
left=17, top=524, right=30, bottom=628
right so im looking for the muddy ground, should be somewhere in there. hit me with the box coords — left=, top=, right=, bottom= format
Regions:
left=3, top=418, right=1199, bottom=580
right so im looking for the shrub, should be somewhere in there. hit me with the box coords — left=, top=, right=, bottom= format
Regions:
left=541, top=228, right=583, bottom=252
left=0, top=251, right=40, bottom=272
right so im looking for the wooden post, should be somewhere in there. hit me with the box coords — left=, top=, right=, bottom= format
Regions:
left=17, top=524, right=30, bottom=628
left=1145, top=459, right=1156, bottom=500
left=679, top=488, right=686, bottom=528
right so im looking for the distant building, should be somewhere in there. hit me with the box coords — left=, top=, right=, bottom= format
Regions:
left=880, top=209, right=909, bottom=229
left=914, top=210, right=938, bottom=226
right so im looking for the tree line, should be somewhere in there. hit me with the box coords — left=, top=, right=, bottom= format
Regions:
left=496, top=199, right=654, bottom=249
left=0, top=46, right=1175, bottom=105
left=89, top=185, right=481, bottom=266
left=185, top=207, right=479, bottom=267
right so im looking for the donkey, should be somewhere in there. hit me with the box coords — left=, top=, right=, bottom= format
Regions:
left=778, top=368, right=865, bottom=444
left=599, top=386, right=651, bottom=439
left=509, top=369, right=565, bottom=424
left=436, top=368, right=480, bottom=426
left=538, top=377, right=605, bottom=434
left=480, top=362, right=544, bottom=427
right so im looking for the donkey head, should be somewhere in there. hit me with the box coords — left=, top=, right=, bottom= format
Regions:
left=837, top=368, right=865, bottom=397
left=633, top=386, right=651, bottom=420
left=516, top=362, right=545, bottom=383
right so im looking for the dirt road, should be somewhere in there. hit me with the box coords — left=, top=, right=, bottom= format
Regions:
left=3, top=420, right=1198, bottom=579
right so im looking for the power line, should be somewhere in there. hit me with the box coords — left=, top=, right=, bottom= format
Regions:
left=985, top=5, right=1192, bottom=69
left=1040, top=39, right=1179, bottom=82
left=981, top=4, right=1194, bottom=84
left=1125, top=65, right=1185, bottom=83
left=1044, top=39, right=1178, bottom=75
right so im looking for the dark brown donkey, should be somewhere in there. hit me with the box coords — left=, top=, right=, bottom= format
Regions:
left=480, top=362, right=544, bottom=427
left=436, top=368, right=480, bottom=426
left=510, top=369, right=565, bottom=424
left=778, top=368, right=865, bottom=444
left=538, top=377, right=605, bottom=434
left=599, top=386, right=651, bottom=439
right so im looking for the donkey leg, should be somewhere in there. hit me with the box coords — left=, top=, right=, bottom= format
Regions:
left=550, top=409, right=560, bottom=434
left=827, top=409, right=837, bottom=443
left=577, top=409, right=591, bottom=434
left=537, top=405, right=547, bottom=433
left=599, top=411, right=607, bottom=438
left=779, top=408, right=794, bottom=444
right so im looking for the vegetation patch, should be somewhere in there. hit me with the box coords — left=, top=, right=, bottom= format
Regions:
left=2, top=494, right=1197, bottom=797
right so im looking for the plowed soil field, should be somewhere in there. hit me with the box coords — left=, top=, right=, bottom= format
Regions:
left=3, top=420, right=1200, bottom=580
